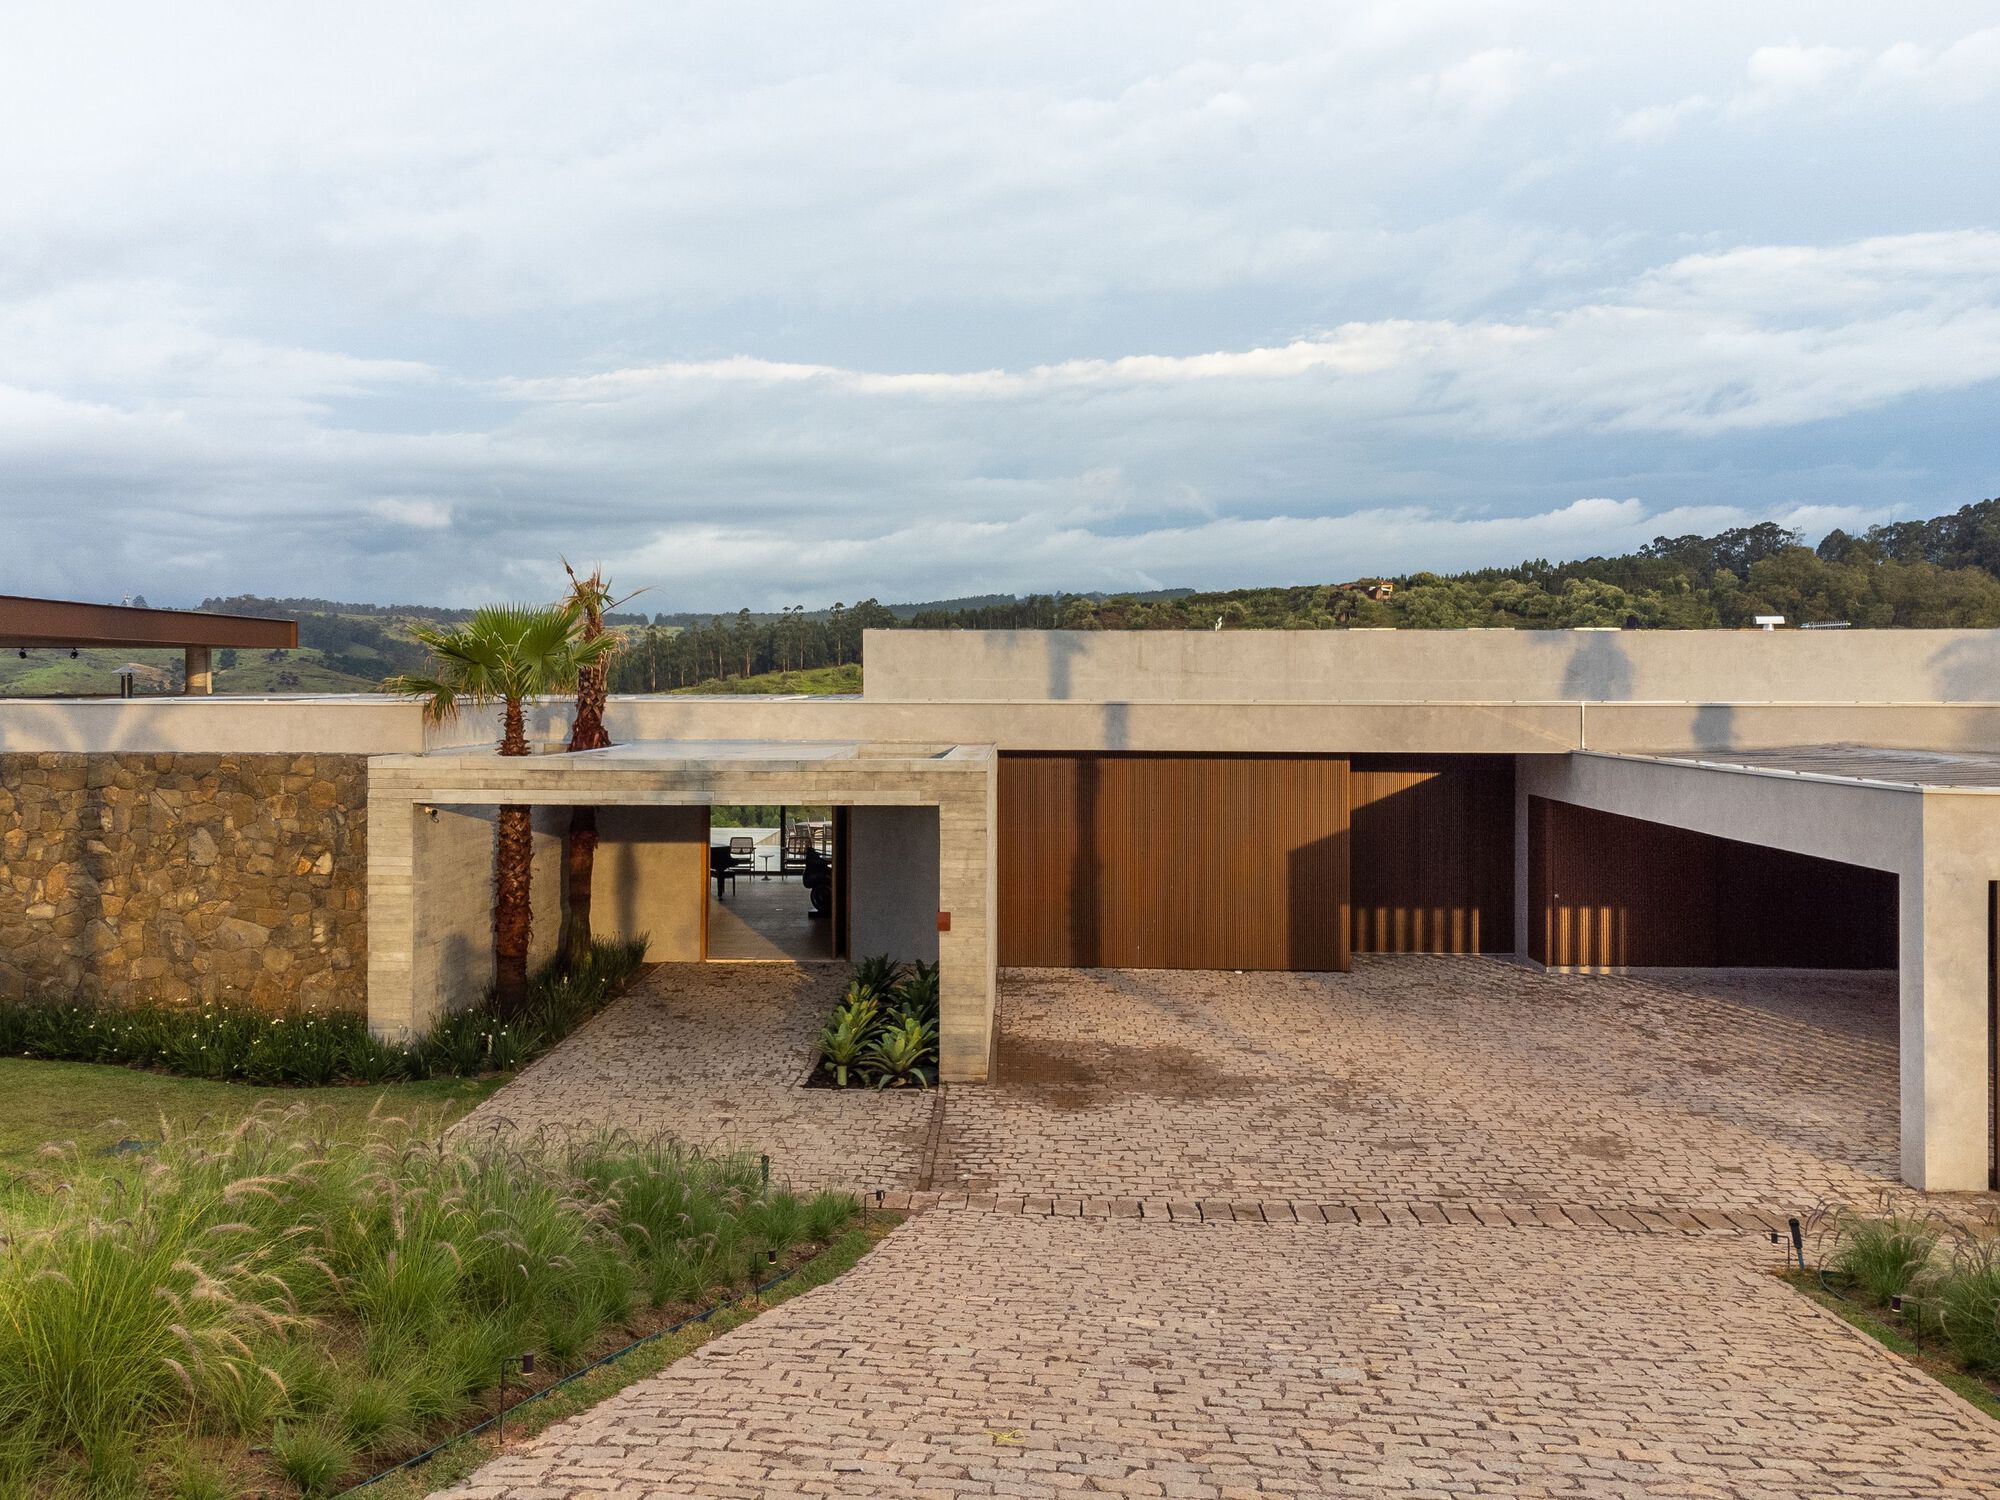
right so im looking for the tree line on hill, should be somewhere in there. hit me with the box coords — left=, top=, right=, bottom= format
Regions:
left=201, top=493, right=2000, bottom=693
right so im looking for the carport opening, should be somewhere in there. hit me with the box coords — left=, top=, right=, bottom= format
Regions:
left=707, top=805, right=843, bottom=962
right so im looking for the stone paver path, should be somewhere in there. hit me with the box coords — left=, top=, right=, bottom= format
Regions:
left=947, top=959, right=1904, bottom=1214
left=451, top=963, right=934, bottom=1193
left=442, top=1210, right=2000, bottom=1499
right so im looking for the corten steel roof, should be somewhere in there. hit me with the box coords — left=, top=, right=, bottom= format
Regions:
left=0, top=595, right=296, bottom=651
left=1601, top=743, right=2000, bottom=792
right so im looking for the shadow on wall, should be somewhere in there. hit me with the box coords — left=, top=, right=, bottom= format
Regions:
left=1690, top=703, right=1737, bottom=754
left=1285, top=825, right=1350, bottom=971
left=1927, top=634, right=2000, bottom=703
left=1557, top=630, right=1635, bottom=702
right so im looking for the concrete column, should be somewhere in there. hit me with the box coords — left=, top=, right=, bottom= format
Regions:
left=184, top=644, right=213, bottom=694
left=937, top=778, right=998, bottom=1083
left=365, top=789, right=418, bottom=1040
left=1900, top=804, right=1995, bottom=1191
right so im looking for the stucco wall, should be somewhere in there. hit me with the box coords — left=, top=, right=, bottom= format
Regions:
left=0, top=752, right=367, bottom=1008
left=847, top=805, right=941, bottom=964
left=594, top=805, right=706, bottom=961
left=862, top=628, right=2000, bottom=706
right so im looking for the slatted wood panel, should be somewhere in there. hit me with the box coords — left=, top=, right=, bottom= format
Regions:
left=1529, top=796, right=1896, bottom=968
left=1349, top=756, right=1514, bottom=954
left=998, top=753, right=1349, bottom=971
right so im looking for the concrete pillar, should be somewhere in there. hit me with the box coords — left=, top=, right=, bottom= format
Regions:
left=1900, top=817, right=1994, bottom=1192
left=184, top=644, right=213, bottom=694
left=937, top=778, right=998, bottom=1083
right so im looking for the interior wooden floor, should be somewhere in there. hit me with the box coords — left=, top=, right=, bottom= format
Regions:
left=707, top=873, right=834, bottom=961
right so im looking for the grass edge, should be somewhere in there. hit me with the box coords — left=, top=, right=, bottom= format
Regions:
left=351, top=1210, right=904, bottom=1498
left=1777, top=1270, right=2000, bottom=1426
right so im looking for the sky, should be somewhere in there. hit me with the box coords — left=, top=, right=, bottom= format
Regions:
left=3, top=2, right=1999, bottom=612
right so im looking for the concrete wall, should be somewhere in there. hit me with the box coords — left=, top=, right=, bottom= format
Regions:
left=401, top=802, right=569, bottom=1021
left=594, top=805, right=707, bottom=961
left=0, top=696, right=497, bottom=755
left=864, top=628, right=2000, bottom=706
left=847, top=805, right=941, bottom=964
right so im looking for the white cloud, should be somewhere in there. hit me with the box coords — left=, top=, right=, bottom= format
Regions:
left=0, top=3, right=1995, bottom=609
left=366, top=497, right=454, bottom=529
left=1616, top=25, right=2000, bottom=139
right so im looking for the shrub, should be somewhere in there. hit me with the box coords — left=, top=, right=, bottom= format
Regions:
left=0, top=939, right=645, bottom=1088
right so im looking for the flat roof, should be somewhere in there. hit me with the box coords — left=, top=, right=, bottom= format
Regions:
left=1600, top=743, right=2000, bottom=792
left=374, top=737, right=989, bottom=774
left=0, top=594, right=297, bottom=651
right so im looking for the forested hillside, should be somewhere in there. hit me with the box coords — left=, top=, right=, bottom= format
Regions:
left=606, top=495, right=2000, bottom=688
left=13, top=495, right=1997, bottom=697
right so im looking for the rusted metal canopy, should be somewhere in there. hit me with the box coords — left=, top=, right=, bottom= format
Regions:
left=0, top=595, right=297, bottom=651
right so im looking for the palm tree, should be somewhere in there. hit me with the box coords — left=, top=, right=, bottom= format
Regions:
left=558, top=561, right=641, bottom=969
left=388, top=602, right=615, bottom=1015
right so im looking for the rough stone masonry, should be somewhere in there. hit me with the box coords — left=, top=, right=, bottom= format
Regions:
left=0, top=752, right=367, bottom=1010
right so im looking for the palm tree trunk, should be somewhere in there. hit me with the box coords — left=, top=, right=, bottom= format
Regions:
left=562, top=584, right=612, bottom=969
left=565, top=805, right=597, bottom=968
left=494, top=804, right=533, bottom=1015
left=495, top=695, right=532, bottom=1014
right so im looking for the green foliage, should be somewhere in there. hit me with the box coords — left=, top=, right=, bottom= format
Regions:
left=813, top=958, right=940, bottom=1088
left=817, top=988, right=881, bottom=1088
left=1832, top=1212, right=1940, bottom=1305
left=386, top=600, right=617, bottom=732
left=0, top=941, right=645, bottom=1087
left=0, top=1107, right=859, bottom=1493
left=860, top=1013, right=938, bottom=1089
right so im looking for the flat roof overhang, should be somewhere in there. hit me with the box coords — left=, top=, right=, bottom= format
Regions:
left=367, top=738, right=995, bottom=805
left=0, top=594, right=298, bottom=651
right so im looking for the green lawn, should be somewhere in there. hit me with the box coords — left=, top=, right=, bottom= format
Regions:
left=669, top=662, right=861, bottom=695
left=0, top=1057, right=504, bottom=1164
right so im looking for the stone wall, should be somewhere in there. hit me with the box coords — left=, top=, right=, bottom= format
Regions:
left=0, top=752, right=368, bottom=1010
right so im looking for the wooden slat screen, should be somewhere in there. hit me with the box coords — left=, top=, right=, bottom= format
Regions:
left=997, top=753, right=1350, bottom=971
left=1528, top=796, right=1896, bottom=968
left=1349, top=755, right=1514, bottom=954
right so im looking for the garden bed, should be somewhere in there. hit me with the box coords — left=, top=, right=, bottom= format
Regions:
left=807, top=957, right=939, bottom=1089
left=0, top=939, right=646, bottom=1087
left=0, top=1105, right=866, bottom=1496
left=1780, top=1203, right=2000, bottom=1422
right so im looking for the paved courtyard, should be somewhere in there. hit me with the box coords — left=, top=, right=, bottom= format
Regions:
left=443, top=1210, right=2000, bottom=1499
left=452, top=962, right=936, bottom=1193
left=466, top=958, right=1907, bottom=1218
left=440, top=960, right=2000, bottom=1499
left=946, top=960, right=1904, bottom=1214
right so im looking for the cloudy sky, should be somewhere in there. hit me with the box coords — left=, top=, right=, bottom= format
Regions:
left=4, top=2, right=1998, bottom=611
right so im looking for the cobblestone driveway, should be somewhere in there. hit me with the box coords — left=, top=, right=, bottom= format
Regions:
left=443, top=1210, right=2000, bottom=1499
left=947, top=960, right=1904, bottom=1214
left=458, top=957, right=1905, bottom=1217
left=452, top=963, right=935, bottom=1193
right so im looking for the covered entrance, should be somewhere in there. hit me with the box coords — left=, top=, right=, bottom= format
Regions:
left=365, top=739, right=999, bottom=1081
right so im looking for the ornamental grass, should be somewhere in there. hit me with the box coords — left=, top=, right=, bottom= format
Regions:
left=0, top=1106, right=857, bottom=1496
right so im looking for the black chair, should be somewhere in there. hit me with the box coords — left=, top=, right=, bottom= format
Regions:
left=709, top=845, right=740, bottom=899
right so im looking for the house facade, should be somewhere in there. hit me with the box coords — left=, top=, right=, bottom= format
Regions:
left=5, top=627, right=2000, bottom=1192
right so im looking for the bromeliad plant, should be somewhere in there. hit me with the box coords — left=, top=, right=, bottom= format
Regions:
left=812, top=958, right=940, bottom=1089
